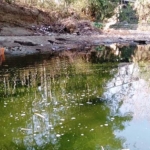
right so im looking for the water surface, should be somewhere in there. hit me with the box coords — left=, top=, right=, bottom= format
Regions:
left=1, top=45, right=150, bottom=150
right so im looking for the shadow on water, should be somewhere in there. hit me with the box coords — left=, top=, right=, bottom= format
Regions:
left=1, top=44, right=150, bottom=150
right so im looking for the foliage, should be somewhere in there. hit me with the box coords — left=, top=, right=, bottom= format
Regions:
left=80, top=0, right=119, bottom=21
left=93, top=22, right=103, bottom=29
left=119, top=4, right=138, bottom=23
left=95, top=45, right=105, bottom=51
left=134, top=0, right=150, bottom=23
left=5, top=0, right=150, bottom=24
left=4, top=0, right=119, bottom=22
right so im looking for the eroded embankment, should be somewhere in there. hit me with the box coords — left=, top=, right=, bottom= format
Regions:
left=1, top=30, right=150, bottom=57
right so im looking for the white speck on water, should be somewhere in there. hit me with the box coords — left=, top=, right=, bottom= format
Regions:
left=60, top=119, right=65, bottom=121
left=56, top=134, right=61, bottom=137
left=100, top=125, right=103, bottom=127
left=38, top=86, right=42, bottom=91
left=79, top=103, right=84, bottom=105
left=21, top=114, right=26, bottom=116
left=71, top=117, right=76, bottom=120
left=59, top=122, right=62, bottom=125
left=86, top=102, right=92, bottom=104
left=104, top=124, right=108, bottom=126
left=90, top=129, right=94, bottom=131
left=110, top=117, right=115, bottom=121
left=81, top=134, right=84, bottom=136
left=48, top=124, right=52, bottom=127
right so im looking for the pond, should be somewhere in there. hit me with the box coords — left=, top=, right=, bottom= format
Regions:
left=0, top=44, right=150, bottom=150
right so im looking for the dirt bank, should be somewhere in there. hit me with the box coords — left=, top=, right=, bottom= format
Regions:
left=1, top=1, right=150, bottom=58
left=0, top=29, right=150, bottom=57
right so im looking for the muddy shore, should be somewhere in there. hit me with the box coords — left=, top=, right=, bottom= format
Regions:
left=1, top=28, right=150, bottom=57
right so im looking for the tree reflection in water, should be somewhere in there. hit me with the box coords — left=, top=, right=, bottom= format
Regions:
left=1, top=44, right=150, bottom=150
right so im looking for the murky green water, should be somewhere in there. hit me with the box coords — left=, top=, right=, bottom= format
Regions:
left=1, top=45, right=150, bottom=150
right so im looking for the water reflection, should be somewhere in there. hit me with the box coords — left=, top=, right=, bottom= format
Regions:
left=103, top=61, right=150, bottom=150
left=103, top=61, right=150, bottom=119
left=1, top=45, right=150, bottom=150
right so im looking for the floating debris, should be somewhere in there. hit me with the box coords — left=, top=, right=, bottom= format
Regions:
left=79, top=103, right=84, bottom=105
left=21, top=114, right=26, bottom=117
left=81, top=134, right=84, bottom=136
left=20, top=128, right=32, bottom=131
left=104, top=124, right=108, bottom=126
left=86, top=102, right=92, bottom=104
left=90, top=129, right=94, bottom=131
left=56, top=134, right=61, bottom=137
left=48, top=124, right=52, bottom=127
left=60, top=118, right=65, bottom=121
left=71, top=101, right=75, bottom=103
left=110, top=117, right=115, bottom=121
left=71, top=117, right=76, bottom=120
left=34, top=113, right=45, bottom=119
left=46, top=103, right=50, bottom=106
left=101, top=146, right=105, bottom=150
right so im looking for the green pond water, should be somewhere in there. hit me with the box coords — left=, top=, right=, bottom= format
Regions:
left=1, top=45, right=150, bottom=150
